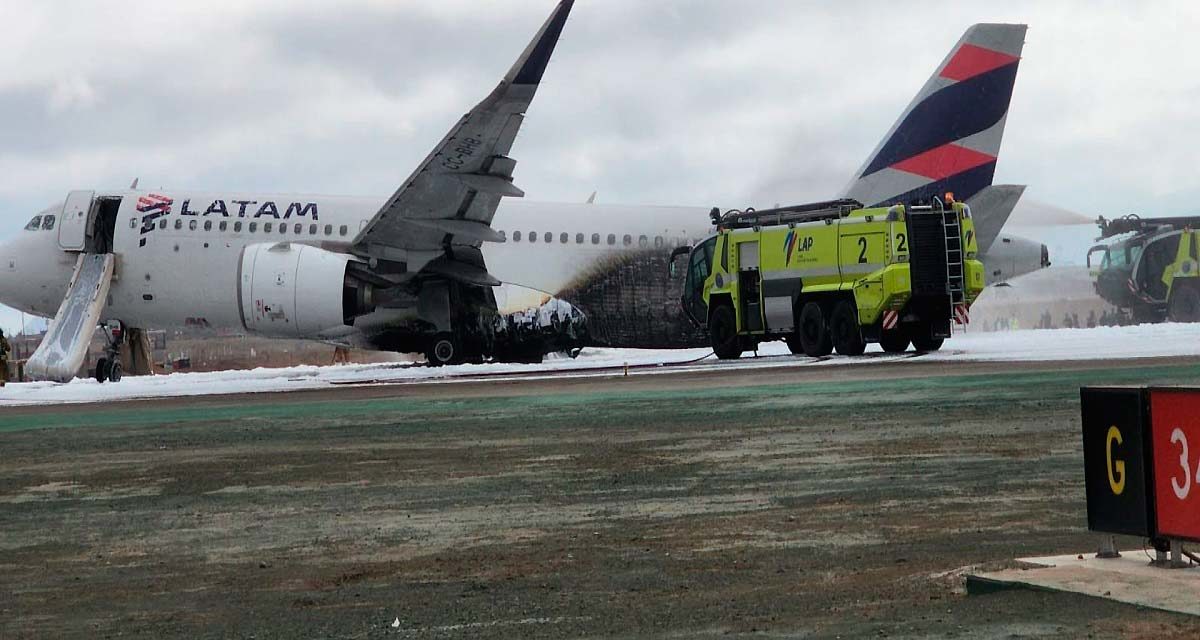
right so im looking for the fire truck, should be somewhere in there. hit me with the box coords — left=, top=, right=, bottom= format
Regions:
left=1088, top=214, right=1200, bottom=323
left=674, top=198, right=985, bottom=359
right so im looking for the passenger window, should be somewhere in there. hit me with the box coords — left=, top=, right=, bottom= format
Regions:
left=576, top=233, right=584, bottom=244
left=545, top=232, right=553, bottom=243
left=234, top=222, right=242, bottom=232
left=280, top=224, right=287, bottom=234
left=189, top=220, right=198, bottom=231
left=219, top=221, right=228, bottom=232
left=174, top=219, right=182, bottom=230
left=158, top=219, right=167, bottom=230
left=42, top=215, right=56, bottom=230
left=607, top=234, right=616, bottom=245
left=24, top=216, right=42, bottom=231
left=249, top=222, right=258, bottom=232
left=127, top=218, right=136, bottom=230
left=339, top=225, right=348, bottom=236
left=513, top=231, right=522, bottom=242
left=623, top=234, right=632, bottom=246
left=264, top=222, right=273, bottom=233
left=324, top=224, right=333, bottom=236
left=203, top=220, right=213, bottom=231
left=591, top=233, right=600, bottom=245
left=530, top=231, right=538, bottom=243
left=498, top=230, right=506, bottom=241
left=638, top=235, right=648, bottom=248
left=309, top=224, right=317, bottom=235
left=295, top=224, right=302, bottom=234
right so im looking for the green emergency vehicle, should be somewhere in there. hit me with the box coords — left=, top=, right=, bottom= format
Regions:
left=676, top=198, right=985, bottom=359
left=1089, top=214, right=1200, bottom=323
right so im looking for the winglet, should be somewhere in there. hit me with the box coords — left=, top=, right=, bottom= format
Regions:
left=504, top=0, right=575, bottom=86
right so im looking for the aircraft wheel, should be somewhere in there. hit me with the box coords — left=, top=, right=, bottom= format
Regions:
left=95, top=358, right=110, bottom=383
left=426, top=334, right=460, bottom=367
left=830, top=300, right=866, bottom=356
left=709, top=305, right=742, bottom=360
left=1168, top=283, right=1200, bottom=322
left=793, top=301, right=833, bottom=357
left=879, top=331, right=910, bottom=353
left=108, top=361, right=123, bottom=383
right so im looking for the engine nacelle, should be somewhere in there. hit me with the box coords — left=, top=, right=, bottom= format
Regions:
left=239, top=243, right=374, bottom=338
left=983, top=234, right=1051, bottom=285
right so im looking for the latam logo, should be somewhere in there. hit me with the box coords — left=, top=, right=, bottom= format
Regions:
left=137, top=193, right=174, bottom=247
left=134, top=194, right=320, bottom=248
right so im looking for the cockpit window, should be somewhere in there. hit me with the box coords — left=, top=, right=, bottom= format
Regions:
left=24, top=215, right=42, bottom=231
left=41, top=215, right=56, bottom=231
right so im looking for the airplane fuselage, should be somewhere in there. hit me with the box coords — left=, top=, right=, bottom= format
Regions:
left=3, top=189, right=714, bottom=349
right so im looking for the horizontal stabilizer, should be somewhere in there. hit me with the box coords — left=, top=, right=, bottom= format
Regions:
left=967, top=184, right=1026, bottom=254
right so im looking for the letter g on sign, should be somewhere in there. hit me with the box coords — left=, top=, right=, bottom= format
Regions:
left=1106, top=425, right=1125, bottom=495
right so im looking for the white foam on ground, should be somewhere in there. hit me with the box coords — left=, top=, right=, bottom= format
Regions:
left=4, top=323, right=1200, bottom=406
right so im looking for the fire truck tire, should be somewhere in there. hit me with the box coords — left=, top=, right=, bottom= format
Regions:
left=879, top=331, right=910, bottom=353
left=830, top=300, right=866, bottom=356
left=709, top=305, right=742, bottom=360
left=1168, top=283, right=1200, bottom=322
left=792, top=301, right=833, bottom=357
left=912, top=332, right=944, bottom=352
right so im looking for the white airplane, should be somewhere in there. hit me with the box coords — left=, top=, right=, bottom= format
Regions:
left=0, top=4, right=1040, bottom=381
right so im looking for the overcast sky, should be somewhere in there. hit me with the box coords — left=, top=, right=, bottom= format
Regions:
left=3, top=0, right=1200, bottom=332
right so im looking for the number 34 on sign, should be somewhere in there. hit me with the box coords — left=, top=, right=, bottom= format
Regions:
left=1152, top=390, right=1200, bottom=541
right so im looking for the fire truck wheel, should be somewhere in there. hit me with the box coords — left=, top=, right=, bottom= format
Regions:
left=792, top=301, right=832, bottom=357
left=1168, top=283, right=1200, bottom=322
left=912, top=331, right=944, bottom=352
left=830, top=301, right=866, bottom=356
left=709, top=305, right=742, bottom=360
left=879, top=331, right=910, bottom=353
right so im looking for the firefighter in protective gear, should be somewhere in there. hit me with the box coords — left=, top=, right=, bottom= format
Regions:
left=0, top=328, right=10, bottom=386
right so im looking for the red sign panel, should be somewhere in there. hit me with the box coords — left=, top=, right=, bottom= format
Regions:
left=1150, top=389, right=1200, bottom=541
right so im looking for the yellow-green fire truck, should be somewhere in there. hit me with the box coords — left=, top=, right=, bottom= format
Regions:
left=675, top=198, right=985, bottom=359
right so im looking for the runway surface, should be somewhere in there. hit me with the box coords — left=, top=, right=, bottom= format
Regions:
left=5, top=323, right=1200, bottom=406
left=5, top=354, right=1200, bottom=637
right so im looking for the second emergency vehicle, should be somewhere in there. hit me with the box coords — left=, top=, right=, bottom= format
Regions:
left=676, top=198, right=985, bottom=359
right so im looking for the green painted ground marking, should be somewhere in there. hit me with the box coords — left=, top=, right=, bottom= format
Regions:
left=2, top=363, right=1199, bottom=435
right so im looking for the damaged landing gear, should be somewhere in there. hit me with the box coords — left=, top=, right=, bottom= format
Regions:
left=425, top=333, right=463, bottom=367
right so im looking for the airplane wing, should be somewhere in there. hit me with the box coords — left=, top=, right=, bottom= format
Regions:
left=351, top=1, right=574, bottom=286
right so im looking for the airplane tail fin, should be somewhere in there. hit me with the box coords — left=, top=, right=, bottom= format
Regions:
left=966, top=184, right=1025, bottom=254
left=841, top=23, right=1027, bottom=208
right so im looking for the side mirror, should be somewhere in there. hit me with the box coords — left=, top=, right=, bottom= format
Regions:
left=668, top=245, right=692, bottom=278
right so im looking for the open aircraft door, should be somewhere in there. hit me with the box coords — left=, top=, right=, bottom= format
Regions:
left=58, top=190, right=94, bottom=251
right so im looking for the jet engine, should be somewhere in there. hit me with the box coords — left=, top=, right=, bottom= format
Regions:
left=984, top=234, right=1051, bottom=285
left=238, top=243, right=375, bottom=338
